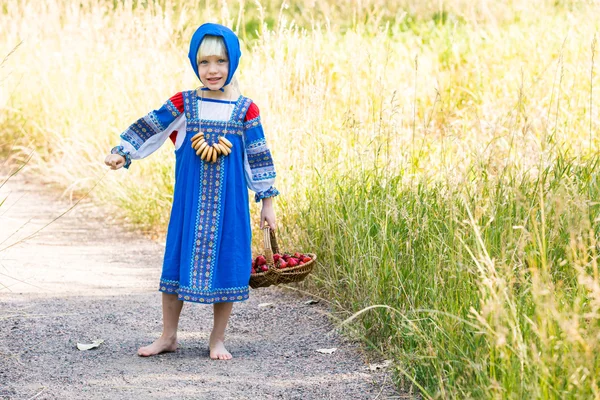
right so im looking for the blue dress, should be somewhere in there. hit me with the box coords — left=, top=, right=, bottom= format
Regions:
left=112, top=90, right=279, bottom=304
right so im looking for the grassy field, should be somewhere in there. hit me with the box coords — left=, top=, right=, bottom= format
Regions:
left=2, top=0, right=600, bottom=397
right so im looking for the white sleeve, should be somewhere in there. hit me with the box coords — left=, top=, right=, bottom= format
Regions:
left=119, top=113, right=186, bottom=159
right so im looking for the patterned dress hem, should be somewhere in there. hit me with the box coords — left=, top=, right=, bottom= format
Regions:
left=159, top=279, right=250, bottom=304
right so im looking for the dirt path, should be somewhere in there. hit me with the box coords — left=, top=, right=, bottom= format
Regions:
left=0, top=174, right=405, bottom=400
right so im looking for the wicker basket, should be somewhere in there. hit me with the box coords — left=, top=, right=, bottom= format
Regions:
left=249, top=227, right=317, bottom=289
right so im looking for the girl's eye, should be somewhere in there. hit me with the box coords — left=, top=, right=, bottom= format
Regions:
left=218, top=59, right=227, bottom=63
left=199, top=60, right=208, bottom=65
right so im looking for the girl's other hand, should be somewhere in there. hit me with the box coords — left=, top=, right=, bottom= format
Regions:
left=260, top=199, right=277, bottom=230
left=105, top=154, right=126, bottom=170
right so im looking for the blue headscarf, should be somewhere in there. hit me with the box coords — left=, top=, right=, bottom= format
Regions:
left=188, top=23, right=241, bottom=88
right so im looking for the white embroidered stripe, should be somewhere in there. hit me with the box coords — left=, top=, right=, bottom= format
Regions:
left=245, top=144, right=268, bottom=155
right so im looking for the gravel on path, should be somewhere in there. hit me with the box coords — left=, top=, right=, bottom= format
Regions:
left=0, top=174, right=408, bottom=400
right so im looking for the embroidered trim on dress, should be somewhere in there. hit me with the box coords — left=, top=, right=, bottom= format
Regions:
left=159, top=279, right=249, bottom=304
left=255, top=186, right=280, bottom=203
left=243, top=116, right=261, bottom=130
left=159, top=278, right=179, bottom=293
left=246, top=137, right=266, bottom=149
left=163, top=99, right=182, bottom=125
left=247, top=149, right=275, bottom=177
left=110, top=146, right=132, bottom=169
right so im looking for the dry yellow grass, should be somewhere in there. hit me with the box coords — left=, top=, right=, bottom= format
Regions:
left=2, top=1, right=599, bottom=181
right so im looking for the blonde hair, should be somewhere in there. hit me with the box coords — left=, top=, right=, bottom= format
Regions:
left=196, top=35, right=240, bottom=96
left=196, top=35, right=227, bottom=62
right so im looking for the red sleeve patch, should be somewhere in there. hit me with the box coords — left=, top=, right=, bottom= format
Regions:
left=168, top=92, right=184, bottom=145
left=169, top=92, right=184, bottom=113
left=169, top=131, right=178, bottom=145
left=244, top=102, right=260, bottom=121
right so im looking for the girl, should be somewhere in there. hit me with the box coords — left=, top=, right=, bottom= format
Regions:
left=104, top=23, right=279, bottom=360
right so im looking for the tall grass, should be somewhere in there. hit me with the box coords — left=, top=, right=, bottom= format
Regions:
left=283, top=154, right=600, bottom=397
left=2, top=0, right=600, bottom=397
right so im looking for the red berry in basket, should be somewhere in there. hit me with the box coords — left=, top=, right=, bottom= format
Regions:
left=273, top=254, right=281, bottom=262
left=302, top=256, right=312, bottom=263
left=293, top=252, right=302, bottom=259
left=287, top=258, right=298, bottom=267
left=278, top=261, right=288, bottom=269
left=256, top=255, right=267, bottom=266
left=260, top=265, right=269, bottom=272
left=251, top=268, right=256, bottom=274
left=251, top=260, right=256, bottom=268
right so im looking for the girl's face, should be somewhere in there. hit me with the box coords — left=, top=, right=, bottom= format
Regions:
left=198, top=55, right=229, bottom=91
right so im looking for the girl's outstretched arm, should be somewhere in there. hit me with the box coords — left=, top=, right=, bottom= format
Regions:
left=109, top=92, right=185, bottom=169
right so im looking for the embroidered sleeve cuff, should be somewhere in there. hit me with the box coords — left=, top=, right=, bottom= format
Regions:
left=255, top=187, right=280, bottom=203
left=110, top=146, right=132, bottom=169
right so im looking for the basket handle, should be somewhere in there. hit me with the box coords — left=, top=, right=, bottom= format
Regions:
left=262, top=227, right=280, bottom=267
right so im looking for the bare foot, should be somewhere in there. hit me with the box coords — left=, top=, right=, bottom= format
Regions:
left=137, top=336, right=177, bottom=357
left=209, top=336, right=232, bottom=360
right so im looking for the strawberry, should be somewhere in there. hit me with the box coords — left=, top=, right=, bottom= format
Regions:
left=273, top=254, right=281, bottom=262
left=251, top=268, right=256, bottom=274
left=287, top=258, right=298, bottom=267
left=293, top=252, right=302, bottom=259
left=260, top=265, right=269, bottom=272
left=278, top=261, right=288, bottom=269
left=302, top=256, right=312, bottom=263
left=256, top=255, right=267, bottom=266
left=282, top=254, right=291, bottom=261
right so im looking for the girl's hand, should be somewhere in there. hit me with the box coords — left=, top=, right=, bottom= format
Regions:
left=260, top=198, right=277, bottom=230
left=105, top=154, right=126, bottom=170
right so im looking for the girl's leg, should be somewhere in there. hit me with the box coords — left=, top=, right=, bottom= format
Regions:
left=138, top=293, right=183, bottom=357
left=209, top=301, right=234, bottom=360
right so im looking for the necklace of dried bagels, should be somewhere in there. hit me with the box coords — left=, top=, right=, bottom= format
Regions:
left=190, top=89, right=234, bottom=163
